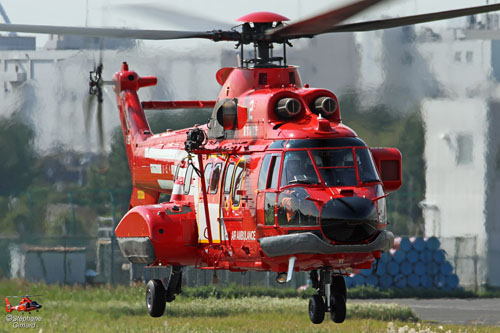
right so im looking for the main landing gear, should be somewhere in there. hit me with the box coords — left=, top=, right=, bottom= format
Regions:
left=308, top=268, right=347, bottom=324
left=145, top=266, right=183, bottom=317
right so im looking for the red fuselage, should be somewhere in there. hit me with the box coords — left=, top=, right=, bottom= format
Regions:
left=114, top=62, right=401, bottom=274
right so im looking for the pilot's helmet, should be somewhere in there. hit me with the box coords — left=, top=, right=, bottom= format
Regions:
left=313, top=155, right=323, bottom=167
left=342, top=153, right=355, bottom=166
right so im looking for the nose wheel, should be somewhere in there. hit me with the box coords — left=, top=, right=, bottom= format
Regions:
left=145, top=266, right=184, bottom=318
left=145, top=279, right=166, bottom=317
left=308, top=269, right=347, bottom=324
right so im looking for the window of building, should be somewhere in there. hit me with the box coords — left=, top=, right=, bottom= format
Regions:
left=466, top=51, right=473, bottom=63
left=456, top=133, right=473, bottom=165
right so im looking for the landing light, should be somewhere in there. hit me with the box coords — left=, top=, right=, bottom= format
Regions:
left=276, top=272, right=287, bottom=284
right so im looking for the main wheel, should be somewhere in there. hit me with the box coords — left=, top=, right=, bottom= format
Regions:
left=308, top=294, right=325, bottom=324
left=146, top=279, right=166, bottom=317
left=332, top=275, right=347, bottom=300
left=330, top=294, right=346, bottom=323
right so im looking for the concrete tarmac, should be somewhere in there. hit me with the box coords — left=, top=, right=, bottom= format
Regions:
left=350, top=298, right=500, bottom=326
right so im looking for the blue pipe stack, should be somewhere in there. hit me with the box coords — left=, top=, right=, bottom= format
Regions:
left=345, top=236, right=460, bottom=290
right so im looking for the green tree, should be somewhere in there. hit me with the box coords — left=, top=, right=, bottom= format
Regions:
left=85, top=127, right=132, bottom=219
left=0, top=113, right=38, bottom=196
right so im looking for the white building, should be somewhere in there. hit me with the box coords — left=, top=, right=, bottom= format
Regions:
left=420, top=18, right=500, bottom=288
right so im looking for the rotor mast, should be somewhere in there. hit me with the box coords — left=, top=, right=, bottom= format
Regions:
left=236, top=12, right=291, bottom=68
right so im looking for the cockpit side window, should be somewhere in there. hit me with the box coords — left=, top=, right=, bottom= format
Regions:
left=355, top=148, right=381, bottom=183
left=268, top=155, right=281, bottom=189
left=258, top=155, right=272, bottom=190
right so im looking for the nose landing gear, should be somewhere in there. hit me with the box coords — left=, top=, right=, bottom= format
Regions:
left=146, top=279, right=166, bottom=317
left=145, top=266, right=183, bottom=317
left=308, top=268, right=347, bottom=324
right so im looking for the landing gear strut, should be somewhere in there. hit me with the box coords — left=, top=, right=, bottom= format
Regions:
left=308, top=268, right=347, bottom=324
left=145, top=266, right=183, bottom=317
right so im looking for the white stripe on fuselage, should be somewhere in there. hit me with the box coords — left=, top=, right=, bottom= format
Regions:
left=157, top=179, right=174, bottom=189
left=145, top=148, right=182, bottom=160
left=150, top=164, right=162, bottom=174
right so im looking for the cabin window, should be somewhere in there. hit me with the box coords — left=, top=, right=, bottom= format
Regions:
left=223, top=162, right=235, bottom=194
left=258, top=155, right=272, bottom=190
left=184, top=164, right=194, bottom=194
left=232, top=160, right=246, bottom=207
left=204, top=163, right=213, bottom=190
left=174, top=164, right=180, bottom=181
left=210, top=163, right=222, bottom=194
left=175, top=164, right=187, bottom=187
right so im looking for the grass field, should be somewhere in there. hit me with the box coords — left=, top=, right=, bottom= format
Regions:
left=1, top=280, right=499, bottom=332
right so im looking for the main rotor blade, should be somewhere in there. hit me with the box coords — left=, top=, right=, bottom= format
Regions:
left=0, top=23, right=212, bottom=40
left=96, top=102, right=104, bottom=153
left=268, top=0, right=384, bottom=38
left=323, top=3, right=500, bottom=34
left=113, top=3, right=232, bottom=30
left=84, top=94, right=95, bottom=133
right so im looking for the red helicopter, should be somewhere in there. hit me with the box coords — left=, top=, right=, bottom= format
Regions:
left=5, top=296, right=42, bottom=313
left=2, top=0, right=500, bottom=324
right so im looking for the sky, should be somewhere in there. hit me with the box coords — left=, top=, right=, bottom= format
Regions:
left=0, top=0, right=497, bottom=48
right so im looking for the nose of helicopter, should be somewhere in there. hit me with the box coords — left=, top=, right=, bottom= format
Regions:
left=320, top=196, right=378, bottom=242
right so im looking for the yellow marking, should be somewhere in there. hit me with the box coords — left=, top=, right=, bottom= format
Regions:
left=231, top=158, right=247, bottom=210
left=199, top=239, right=222, bottom=244
left=137, top=190, right=145, bottom=200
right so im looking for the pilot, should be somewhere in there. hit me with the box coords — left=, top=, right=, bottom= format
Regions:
left=337, top=152, right=356, bottom=186
left=286, top=157, right=304, bottom=183
left=280, top=189, right=299, bottom=223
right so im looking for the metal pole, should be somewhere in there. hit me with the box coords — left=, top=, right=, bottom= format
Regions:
left=68, top=192, right=76, bottom=235
left=197, top=154, right=213, bottom=244
left=109, top=190, right=116, bottom=286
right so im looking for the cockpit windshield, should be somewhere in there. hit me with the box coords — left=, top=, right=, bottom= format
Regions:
left=311, top=149, right=357, bottom=186
left=280, top=151, right=320, bottom=186
left=279, top=141, right=380, bottom=188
